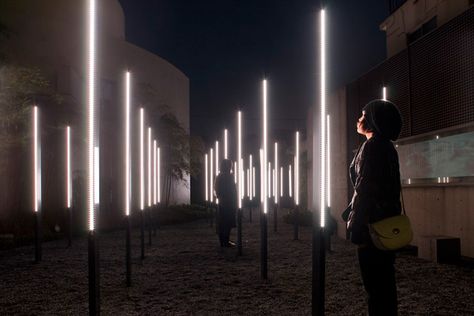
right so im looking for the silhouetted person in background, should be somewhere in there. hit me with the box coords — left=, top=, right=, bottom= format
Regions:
left=343, top=99, right=403, bottom=316
left=214, top=159, right=237, bottom=247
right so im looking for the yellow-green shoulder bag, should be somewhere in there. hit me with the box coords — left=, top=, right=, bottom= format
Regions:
left=368, top=185, right=413, bottom=251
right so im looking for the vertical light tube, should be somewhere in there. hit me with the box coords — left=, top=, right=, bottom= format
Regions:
left=88, top=0, right=96, bottom=231
left=148, top=127, right=152, bottom=207
left=280, top=167, right=283, bottom=197
left=238, top=111, right=242, bottom=208
left=234, top=161, right=237, bottom=183
left=216, top=141, right=220, bottom=205
left=259, top=149, right=264, bottom=203
left=289, top=164, right=292, bottom=198
left=268, top=162, right=271, bottom=198
left=205, top=154, right=208, bottom=201
left=153, top=140, right=157, bottom=205
left=296, top=131, right=300, bottom=206
left=247, top=168, right=250, bottom=198
left=274, top=142, right=278, bottom=204
left=157, top=147, right=161, bottom=203
left=382, top=86, right=387, bottom=101
left=327, top=115, right=331, bottom=208
left=249, top=154, right=253, bottom=199
left=215, top=141, right=219, bottom=175
left=224, top=129, right=228, bottom=159
left=263, top=80, right=268, bottom=214
left=34, top=106, right=40, bottom=213
left=319, top=9, right=326, bottom=227
left=125, top=72, right=131, bottom=216
left=240, top=158, right=244, bottom=200
left=252, top=166, right=256, bottom=199
left=210, top=148, right=214, bottom=203
left=66, top=126, right=72, bottom=209
left=320, top=10, right=327, bottom=227
left=272, top=169, right=275, bottom=198
left=140, top=108, right=144, bottom=211
left=94, top=147, right=99, bottom=204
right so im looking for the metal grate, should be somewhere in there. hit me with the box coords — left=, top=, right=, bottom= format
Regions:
left=409, top=8, right=474, bottom=135
left=346, top=6, right=474, bottom=140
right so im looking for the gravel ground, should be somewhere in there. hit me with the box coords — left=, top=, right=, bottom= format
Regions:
left=1, top=209, right=473, bottom=315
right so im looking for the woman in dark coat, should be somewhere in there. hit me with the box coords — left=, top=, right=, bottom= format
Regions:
left=214, top=159, right=237, bottom=247
left=344, top=99, right=403, bottom=315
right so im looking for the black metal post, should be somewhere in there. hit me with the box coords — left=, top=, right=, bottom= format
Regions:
left=214, top=204, right=218, bottom=234
left=293, top=206, right=299, bottom=240
left=312, top=225, right=326, bottom=316
left=34, top=211, right=42, bottom=263
left=237, top=208, right=242, bottom=256
left=209, top=202, right=213, bottom=228
left=260, top=212, right=268, bottom=279
left=140, top=211, right=145, bottom=260
left=153, top=205, right=158, bottom=236
left=88, top=230, right=100, bottom=315
left=273, top=204, right=278, bottom=232
left=67, top=207, right=73, bottom=247
left=148, top=208, right=152, bottom=246
left=125, top=215, right=131, bottom=287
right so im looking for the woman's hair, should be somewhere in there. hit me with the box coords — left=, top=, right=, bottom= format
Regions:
left=220, top=159, right=232, bottom=173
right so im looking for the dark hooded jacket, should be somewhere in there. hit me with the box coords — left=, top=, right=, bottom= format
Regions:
left=215, top=172, right=237, bottom=229
left=345, top=100, right=403, bottom=245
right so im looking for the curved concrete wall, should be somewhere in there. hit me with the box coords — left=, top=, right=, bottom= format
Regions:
left=0, top=0, right=190, bottom=232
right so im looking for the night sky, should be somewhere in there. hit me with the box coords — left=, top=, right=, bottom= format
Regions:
left=117, top=0, right=388, bottom=144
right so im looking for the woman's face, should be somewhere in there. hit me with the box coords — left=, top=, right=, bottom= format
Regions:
left=357, top=111, right=369, bottom=135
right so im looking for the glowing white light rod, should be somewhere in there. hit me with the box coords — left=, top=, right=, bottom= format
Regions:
left=327, top=115, right=331, bottom=208
left=157, top=147, right=161, bottom=203
left=94, top=146, right=100, bottom=204
left=252, top=166, right=256, bottom=199
left=34, top=106, right=41, bottom=213
left=274, top=142, right=278, bottom=204
left=263, top=80, right=268, bottom=214
left=148, top=127, right=152, bottom=207
left=272, top=169, right=275, bottom=198
left=246, top=168, right=251, bottom=199
left=205, top=154, right=208, bottom=201
left=296, top=131, right=300, bottom=206
left=382, top=86, right=387, bottom=101
left=66, top=126, right=72, bottom=209
left=240, top=158, right=244, bottom=200
left=87, top=0, right=96, bottom=231
left=234, top=161, right=237, bottom=183
left=125, top=72, right=131, bottom=216
left=224, top=129, right=228, bottom=159
left=289, top=164, right=292, bottom=197
left=320, top=9, right=327, bottom=227
left=249, top=154, right=253, bottom=199
left=268, top=162, right=271, bottom=199
left=238, top=110, right=242, bottom=208
left=140, top=108, right=144, bottom=211
left=210, top=148, right=214, bottom=203
left=280, top=167, right=283, bottom=197
left=260, top=149, right=264, bottom=203
left=153, top=140, right=157, bottom=205
left=215, top=141, right=219, bottom=175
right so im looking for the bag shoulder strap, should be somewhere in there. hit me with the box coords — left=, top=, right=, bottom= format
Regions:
left=400, top=177, right=407, bottom=215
